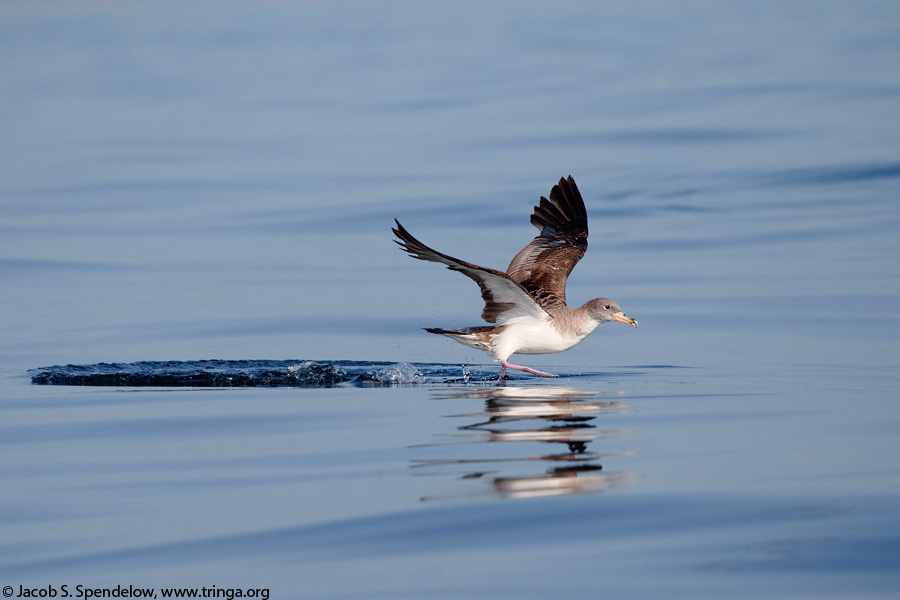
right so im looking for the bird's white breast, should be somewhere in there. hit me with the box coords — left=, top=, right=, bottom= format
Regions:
left=492, top=315, right=598, bottom=358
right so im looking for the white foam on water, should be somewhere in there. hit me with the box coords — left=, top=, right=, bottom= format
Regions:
left=371, top=362, right=424, bottom=385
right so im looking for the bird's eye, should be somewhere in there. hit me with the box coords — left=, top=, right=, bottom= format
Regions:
left=605, top=304, right=611, bottom=310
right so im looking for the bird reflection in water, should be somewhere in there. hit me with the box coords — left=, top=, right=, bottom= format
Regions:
left=412, top=386, right=637, bottom=500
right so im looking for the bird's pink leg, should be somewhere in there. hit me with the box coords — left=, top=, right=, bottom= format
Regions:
left=500, top=359, right=558, bottom=378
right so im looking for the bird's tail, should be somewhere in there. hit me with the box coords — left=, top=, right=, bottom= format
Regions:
left=425, top=326, right=497, bottom=352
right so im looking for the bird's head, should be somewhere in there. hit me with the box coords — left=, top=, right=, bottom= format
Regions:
left=586, top=298, right=638, bottom=328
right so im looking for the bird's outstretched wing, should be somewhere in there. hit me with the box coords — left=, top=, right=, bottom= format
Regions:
left=393, top=220, right=547, bottom=324
left=505, top=175, right=588, bottom=311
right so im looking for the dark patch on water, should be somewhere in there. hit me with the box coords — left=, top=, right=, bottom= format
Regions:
left=28, top=360, right=676, bottom=388
left=28, top=360, right=421, bottom=388
left=27, top=360, right=507, bottom=388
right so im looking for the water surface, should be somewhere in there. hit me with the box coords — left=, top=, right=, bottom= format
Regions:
left=2, top=2, right=899, bottom=598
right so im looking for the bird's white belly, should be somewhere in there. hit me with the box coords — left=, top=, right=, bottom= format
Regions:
left=493, top=317, right=596, bottom=357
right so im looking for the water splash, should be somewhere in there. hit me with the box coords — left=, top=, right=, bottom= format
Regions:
left=28, top=359, right=498, bottom=388
left=287, top=360, right=347, bottom=385
left=355, top=362, right=424, bottom=386
left=29, top=360, right=663, bottom=388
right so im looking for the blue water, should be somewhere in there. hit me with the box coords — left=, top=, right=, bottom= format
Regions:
left=2, top=1, right=900, bottom=598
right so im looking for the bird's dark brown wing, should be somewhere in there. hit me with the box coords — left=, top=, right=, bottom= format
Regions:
left=393, top=220, right=548, bottom=324
left=505, top=175, right=588, bottom=311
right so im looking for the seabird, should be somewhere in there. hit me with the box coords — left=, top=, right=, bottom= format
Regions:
left=393, top=175, right=637, bottom=379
